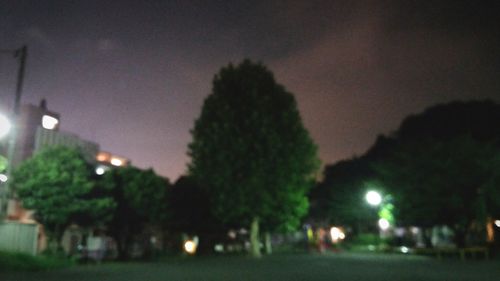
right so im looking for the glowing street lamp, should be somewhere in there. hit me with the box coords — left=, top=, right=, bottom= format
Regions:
left=365, top=190, right=382, bottom=206
left=0, top=114, right=11, bottom=139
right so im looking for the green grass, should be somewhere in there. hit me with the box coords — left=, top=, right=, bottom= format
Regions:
left=0, top=250, right=73, bottom=272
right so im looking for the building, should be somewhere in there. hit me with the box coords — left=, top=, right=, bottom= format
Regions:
left=0, top=99, right=130, bottom=255
left=10, top=99, right=61, bottom=168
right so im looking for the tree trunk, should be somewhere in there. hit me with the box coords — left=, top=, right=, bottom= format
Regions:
left=250, top=217, right=261, bottom=258
left=264, top=231, right=272, bottom=255
left=115, top=232, right=130, bottom=260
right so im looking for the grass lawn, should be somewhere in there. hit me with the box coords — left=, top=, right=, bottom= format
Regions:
left=1, top=252, right=499, bottom=281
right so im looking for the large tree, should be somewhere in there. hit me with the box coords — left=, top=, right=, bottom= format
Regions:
left=369, top=100, right=500, bottom=246
left=100, top=166, right=169, bottom=259
left=12, top=146, right=114, bottom=251
left=188, top=60, right=319, bottom=257
left=374, top=136, right=500, bottom=246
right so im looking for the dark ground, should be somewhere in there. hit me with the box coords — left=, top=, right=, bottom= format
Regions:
left=2, top=252, right=499, bottom=281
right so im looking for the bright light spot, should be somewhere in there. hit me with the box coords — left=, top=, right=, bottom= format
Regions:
left=366, top=191, right=382, bottom=206
left=330, top=227, right=346, bottom=243
left=400, top=246, right=409, bottom=253
left=0, top=174, right=7, bottom=182
left=42, top=115, right=59, bottom=130
left=495, top=220, right=500, bottom=228
left=110, top=158, right=123, bottom=166
left=184, top=240, right=197, bottom=255
left=228, top=230, right=237, bottom=239
left=95, top=167, right=106, bottom=175
left=214, top=244, right=224, bottom=252
left=378, top=218, right=390, bottom=230
left=0, top=114, right=11, bottom=139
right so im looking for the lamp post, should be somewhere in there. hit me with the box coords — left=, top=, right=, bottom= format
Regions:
left=365, top=190, right=393, bottom=231
left=0, top=45, right=27, bottom=219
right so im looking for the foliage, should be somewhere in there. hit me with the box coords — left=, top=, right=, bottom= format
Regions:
left=0, top=250, right=73, bottom=272
left=167, top=176, right=225, bottom=254
left=101, top=166, right=169, bottom=259
left=374, top=137, right=500, bottom=230
left=12, top=146, right=114, bottom=246
left=188, top=60, right=319, bottom=255
left=313, top=100, right=500, bottom=247
left=309, top=158, right=378, bottom=230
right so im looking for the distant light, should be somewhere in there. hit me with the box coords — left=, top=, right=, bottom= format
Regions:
left=95, top=167, right=106, bottom=175
left=330, top=227, right=346, bottom=243
left=410, top=227, right=419, bottom=235
left=400, top=246, right=409, bottom=254
left=96, top=152, right=109, bottom=162
left=228, top=230, right=237, bottom=239
left=0, top=114, right=11, bottom=139
left=184, top=240, right=197, bottom=254
left=110, top=158, right=123, bottom=166
left=366, top=191, right=382, bottom=206
left=214, top=244, right=224, bottom=252
left=42, top=115, right=59, bottom=130
left=0, top=174, right=7, bottom=182
left=495, top=220, right=500, bottom=228
left=378, top=218, right=390, bottom=230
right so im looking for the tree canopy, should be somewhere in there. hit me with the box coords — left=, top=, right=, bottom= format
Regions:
left=309, top=158, right=378, bottom=231
left=12, top=146, right=114, bottom=248
left=312, top=99, right=500, bottom=247
left=100, top=166, right=169, bottom=259
left=188, top=60, right=319, bottom=256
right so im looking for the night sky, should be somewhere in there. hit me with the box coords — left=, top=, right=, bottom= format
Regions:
left=1, top=1, right=499, bottom=180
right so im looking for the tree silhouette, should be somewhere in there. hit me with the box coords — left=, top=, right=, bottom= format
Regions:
left=188, top=60, right=319, bottom=257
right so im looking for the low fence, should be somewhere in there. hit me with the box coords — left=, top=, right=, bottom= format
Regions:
left=0, top=221, right=39, bottom=255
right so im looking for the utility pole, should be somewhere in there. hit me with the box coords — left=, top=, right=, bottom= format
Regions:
left=0, top=45, right=27, bottom=219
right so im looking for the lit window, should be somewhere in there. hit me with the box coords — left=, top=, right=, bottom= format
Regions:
left=110, top=157, right=123, bottom=166
left=96, top=152, right=109, bottom=162
left=42, top=115, right=59, bottom=130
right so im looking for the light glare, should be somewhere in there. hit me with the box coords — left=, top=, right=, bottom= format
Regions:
left=184, top=240, right=197, bottom=254
left=110, top=158, right=123, bottom=166
left=330, top=227, right=345, bottom=243
left=378, top=218, right=390, bottom=230
left=495, top=220, right=500, bottom=228
left=96, top=167, right=105, bottom=175
left=0, top=114, right=11, bottom=139
left=0, top=174, right=7, bottom=182
left=42, top=115, right=59, bottom=130
left=366, top=191, right=382, bottom=206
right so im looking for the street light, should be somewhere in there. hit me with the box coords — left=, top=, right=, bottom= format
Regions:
left=365, top=190, right=382, bottom=206
left=0, top=45, right=27, bottom=219
left=0, top=114, right=11, bottom=139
